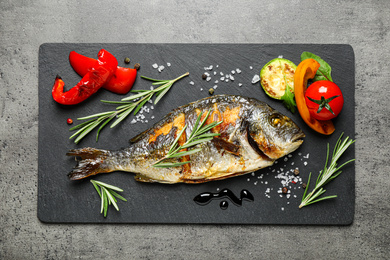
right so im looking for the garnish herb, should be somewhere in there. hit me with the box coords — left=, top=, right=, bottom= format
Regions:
left=299, top=133, right=355, bottom=208
left=301, top=51, right=333, bottom=82
left=280, top=59, right=296, bottom=113
left=153, top=109, right=222, bottom=168
left=90, top=180, right=127, bottom=217
left=69, top=72, right=189, bottom=144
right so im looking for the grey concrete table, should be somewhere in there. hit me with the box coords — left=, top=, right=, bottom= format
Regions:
left=1, top=0, right=389, bottom=259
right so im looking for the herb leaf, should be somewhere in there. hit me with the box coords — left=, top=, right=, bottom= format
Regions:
left=153, top=109, right=222, bottom=168
left=299, top=133, right=355, bottom=208
left=301, top=51, right=333, bottom=82
left=69, top=72, right=189, bottom=144
left=91, top=180, right=127, bottom=217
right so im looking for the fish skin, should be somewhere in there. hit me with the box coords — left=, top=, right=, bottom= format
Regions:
left=67, top=95, right=305, bottom=183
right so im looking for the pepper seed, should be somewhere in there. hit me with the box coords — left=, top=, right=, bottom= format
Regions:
left=134, top=63, right=141, bottom=70
left=124, top=57, right=130, bottom=64
left=282, top=187, right=288, bottom=194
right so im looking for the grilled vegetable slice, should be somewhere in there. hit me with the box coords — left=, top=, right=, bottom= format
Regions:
left=260, top=58, right=297, bottom=112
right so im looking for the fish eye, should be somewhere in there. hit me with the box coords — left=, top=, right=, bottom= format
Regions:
left=269, top=114, right=283, bottom=127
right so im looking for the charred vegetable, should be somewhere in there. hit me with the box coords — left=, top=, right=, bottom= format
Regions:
left=260, top=58, right=297, bottom=113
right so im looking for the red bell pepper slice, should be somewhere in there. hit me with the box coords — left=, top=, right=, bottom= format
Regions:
left=52, top=49, right=118, bottom=105
left=69, top=51, right=137, bottom=94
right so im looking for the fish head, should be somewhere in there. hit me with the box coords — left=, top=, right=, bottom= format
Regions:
left=247, top=106, right=305, bottom=159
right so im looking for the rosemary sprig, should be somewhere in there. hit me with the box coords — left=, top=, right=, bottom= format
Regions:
left=299, top=133, right=355, bottom=208
left=69, top=72, right=189, bottom=144
left=153, top=109, right=223, bottom=168
left=91, top=180, right=127, bottom=217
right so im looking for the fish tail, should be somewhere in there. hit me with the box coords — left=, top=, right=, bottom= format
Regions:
left=66, top=148, right=112, bottom=180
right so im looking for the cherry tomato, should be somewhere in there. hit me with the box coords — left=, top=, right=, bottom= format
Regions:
left=305, top=80, right=344, bottom=121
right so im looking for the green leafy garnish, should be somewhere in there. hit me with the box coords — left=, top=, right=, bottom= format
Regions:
left=299, top=133, right=355, bottom=208
left=153, top=109, right=222, bottom=168
left=69, top=72, right=189, bottom=144
left=281, top=72, right=296, bottom=113
left=90, top=180, right=127, bottom=217
left=301, top=51, right=333, bottom=82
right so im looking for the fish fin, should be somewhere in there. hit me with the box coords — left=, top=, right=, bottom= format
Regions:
left=134, top=174, right=159, bottom=183
left=129, top=131, right=146, bottom=144
left=211, top=138, right=240, bottom=156
left=66, top=148, right=112, bottom=180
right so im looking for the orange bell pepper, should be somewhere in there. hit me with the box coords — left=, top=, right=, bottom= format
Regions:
left=294, top=59, right=335, bottom=135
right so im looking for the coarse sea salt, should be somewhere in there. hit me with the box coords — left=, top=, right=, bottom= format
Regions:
left=152, top=63, right=158, bottom=68
left=251, top=74, right=260, bottom=84
left=167, top=62, right=171, bottom=67
left=189, top=81, right=194, bottom=85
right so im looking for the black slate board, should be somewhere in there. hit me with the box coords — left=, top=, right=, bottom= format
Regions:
left=38, top=43, right=355, bottom=224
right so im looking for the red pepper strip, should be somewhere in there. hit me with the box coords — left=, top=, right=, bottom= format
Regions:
left=69, top=51, right=137, bottom=94
left=52, top=49, right=118, bottom=105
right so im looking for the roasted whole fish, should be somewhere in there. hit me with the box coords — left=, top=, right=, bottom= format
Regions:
left=67, top=95, right=305, bottom=183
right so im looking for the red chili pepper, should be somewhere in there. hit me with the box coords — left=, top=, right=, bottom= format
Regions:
left=52, top=49, right=118, bottom=105
left=69, top=51, right=137, bottom=94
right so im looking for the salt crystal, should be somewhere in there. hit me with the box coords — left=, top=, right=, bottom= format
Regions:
left=206, top=77, right=211, bottom=82
left=151, top=116, right=155, bottom=119
left=213, top=71, right=217, bottom=75
left=251, top=75, right=260, bottom=84
left=213, top=85, right=218, bottom=89
left=304, top=161, right=308, bottom=166
left=225, top=79, right=229, bottom=82
left=250, top=66, right=253, bottom=70
left=151, top=106, right=154, bottom=109
left=254, top=181, right=258, bottom=185
left=220, top=72, right=224, bottom=76
left=148, top=99, right=153, bottom=104
left=247, top=178, right=250, bottom=181
left=189, top=81, right=194, bottom=85
left=231, top=70, right=235, bottom=74
left=131, top=119, right=137, bottom=124
left=278, top=55, right=283, bottom=58
left=145, top=120, right=148, bottom=123
left=220, top=77, right=225, bottom=81
left=281, top=207, right=285, bottom=211
left=200, top=88, right=203, bottom=91
left=152, top=63, right=158, bottom=68
left=251, top=172, right=255, bottom=176
left=238, top=83, right=243, bottom=87
left=167, top=62, right=171, bottom=67
left=215, top=80, right=219, bottom=84
left=236, top=68, right=241, bottom=73
left=150, top=86, right=154, bottom=90
left=230, top=75, right=234, bottom=81
left=158, top=65, right=165, bottom=72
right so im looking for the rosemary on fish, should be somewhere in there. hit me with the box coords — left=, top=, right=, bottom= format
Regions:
left=153, top=109, right=223, bottom=168
left=90, top=180, right=127, bottom=218
left=69, top=72, right=189, bottom=144
left=299, top=133, right=355, bottom=208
